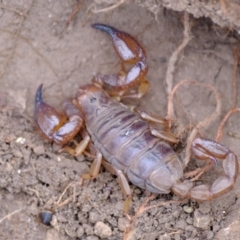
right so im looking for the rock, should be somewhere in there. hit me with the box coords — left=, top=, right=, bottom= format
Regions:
left=94, top=221, right=112, bottom=238
left=193, top=209, right=211, bottom=229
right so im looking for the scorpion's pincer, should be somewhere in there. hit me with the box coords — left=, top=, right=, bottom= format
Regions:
left=34, top=84, right=65, bottom=142
left=92, top=23, right=148, bottom=91
left=34, top=84, right=84, bottom=145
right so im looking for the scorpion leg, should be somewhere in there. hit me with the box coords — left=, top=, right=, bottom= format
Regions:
left=172, top=138, right=239, bottom=201
left=92, top=23, right=148, bottom=97
left=63, top=133, right=90, bottom=156
left=82, top=148, right=103, bottom=180
left=102, top=160, right=132, bottom=213
left=81, top=143, right=131, bottom=211
left=135, top=109, right=178, bottom=143
left=35, top=84, right=84, bottom=145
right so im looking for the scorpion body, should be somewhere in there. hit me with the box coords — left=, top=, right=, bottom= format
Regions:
left=77, top=84, right=182, bottom=194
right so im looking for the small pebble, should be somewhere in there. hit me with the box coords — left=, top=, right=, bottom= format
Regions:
left=75, top=154, right=85, bottom=162
left=16, top=137, right=26, bottom=144
left=33, top=145, right=45, bottom=155
left=12, top=149, right=23, bottom=158
left=172, top=209, right=180, bottom=218
left=76, top=226, right=84, bottom=238
left=45, top=228, right=60, bottom=240
left=183, top=205, right=194, bottom=214
left=89, top=211, right=100, bottom=223
left=6, top=162, right=13, bottom=172
left=83, top=223, right=94, bottom=235
left=185, top=225, right=195, bottom=232
left=118, top=217, right=130, bottom=232
left=94, top=221, right=112, bottom=238
left=134, top=188, right=141, bottom=195
left=86, top=236, right=99, bottom=240
left=175, top=219, right=186, bottom=230
left=193, top=209, right=211, bottom=229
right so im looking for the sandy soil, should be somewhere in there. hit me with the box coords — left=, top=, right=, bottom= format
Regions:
left=0, top=1, right=240, bottom=240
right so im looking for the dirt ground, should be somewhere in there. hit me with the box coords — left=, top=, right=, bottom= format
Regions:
left=1, top=1, right=240, bottom=240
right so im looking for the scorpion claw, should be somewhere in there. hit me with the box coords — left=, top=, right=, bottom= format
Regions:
left=34, top=84, right=65, bottom=142
left=34, top=85, right=84, bottom=145
left=92, top=23, right=146, bottom=63
left=172, top=138, right=239, bottom=201
left=92, top=23, right=148, bottom=91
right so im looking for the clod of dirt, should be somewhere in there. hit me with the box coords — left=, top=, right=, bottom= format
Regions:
left=89, top=210, right=101, bottom=224
left=118, top=217, right=130, bottom=232
left=76, top=226, right=84, bottom=238
left=193, top=209, right=212, bottom=229
left=94, top=221, right=112, bottom=238
left=33, top=145, right=45, bottom=155
left=45, top=228, right=61, bottom=240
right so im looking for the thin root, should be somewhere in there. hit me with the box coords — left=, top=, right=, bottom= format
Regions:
left=0, top=208, right=25, bottom=224
left=56, top=180, right=83, bottom=208
left=165, top=12, right=191, bottom=96
left=89, top=0, right=126, bottom=13
left=0, top=4, right=27, bottom=16
left=167, top=80, right=221, bottom=166
left=66, top=1, right=83, bottom=26
left=124, top=195, right=181, bottom=240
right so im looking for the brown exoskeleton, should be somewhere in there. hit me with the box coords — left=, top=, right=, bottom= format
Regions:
left=34, top=24, right=239, bottom=212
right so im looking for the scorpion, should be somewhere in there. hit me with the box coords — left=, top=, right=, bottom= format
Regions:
left=34, top=23, right=239, bottom=212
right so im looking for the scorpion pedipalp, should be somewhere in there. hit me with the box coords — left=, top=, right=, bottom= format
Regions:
left=92, top=23, right=149, bottom=97
left=34, top=84, right=84, bottom=145
left=172, top=138, right=239, bottom=201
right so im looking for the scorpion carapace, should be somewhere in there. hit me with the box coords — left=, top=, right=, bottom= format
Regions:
left=34, top=24, right=239, bottom=212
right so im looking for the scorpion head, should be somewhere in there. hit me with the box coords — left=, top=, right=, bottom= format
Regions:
left=76, top=84, right=111, bottom=120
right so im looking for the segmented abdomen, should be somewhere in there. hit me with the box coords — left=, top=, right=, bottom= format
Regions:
left=85, top=98, right=183, bottom=193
